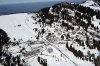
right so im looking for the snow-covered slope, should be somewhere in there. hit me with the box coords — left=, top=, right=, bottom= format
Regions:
left=0, top=0, right=100, bottom=66
left=0, top=13, right=41, bottom=41
left=81, top=0, right=100, bottom=10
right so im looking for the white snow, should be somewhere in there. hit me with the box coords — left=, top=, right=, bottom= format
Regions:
left=81, top=0, right=100, bottom=10
left=0, top=13, right=39, bottom=41
left=0, top=1, right=100, bottom=66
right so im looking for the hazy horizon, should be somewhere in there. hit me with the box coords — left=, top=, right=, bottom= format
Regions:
left=0, top=0, right=86, bottom=5
left=0, top=0, right=87, bottom=15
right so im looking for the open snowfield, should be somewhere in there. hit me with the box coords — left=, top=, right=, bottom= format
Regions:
left=0, top=13, right=40, bottom=41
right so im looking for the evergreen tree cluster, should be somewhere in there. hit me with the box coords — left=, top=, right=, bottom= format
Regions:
left=0, top=29, right=26, bottom=66
left=0, top=29, right=9, bottom=48
left=37, top=1, right=100, bottom=32
left=0, top=50, right=26, bottom=66
left=75, top=39, right=84, bottom=46
left=66, top=42, right=84, bottom=58
left=66, top=42, right=95, bottom=63
left=61, top=21, right=74, bottom=30
left=93, top=39, right=100, bottom=51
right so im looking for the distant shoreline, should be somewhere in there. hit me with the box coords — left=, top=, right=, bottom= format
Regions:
left=0, top=0, right=86, bottom=15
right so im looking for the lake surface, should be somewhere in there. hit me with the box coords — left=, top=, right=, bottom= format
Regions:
left=0, top=0, right=86, bottom=15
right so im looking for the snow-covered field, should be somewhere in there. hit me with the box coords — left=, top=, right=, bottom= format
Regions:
left=0, top=13, right=39, bottom=41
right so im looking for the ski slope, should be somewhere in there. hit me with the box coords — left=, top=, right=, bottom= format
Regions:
left=0, top=13, right=40, bottom=41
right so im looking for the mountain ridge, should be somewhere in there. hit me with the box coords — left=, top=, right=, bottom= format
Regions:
left=0, top=0, right=100, bottom=66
